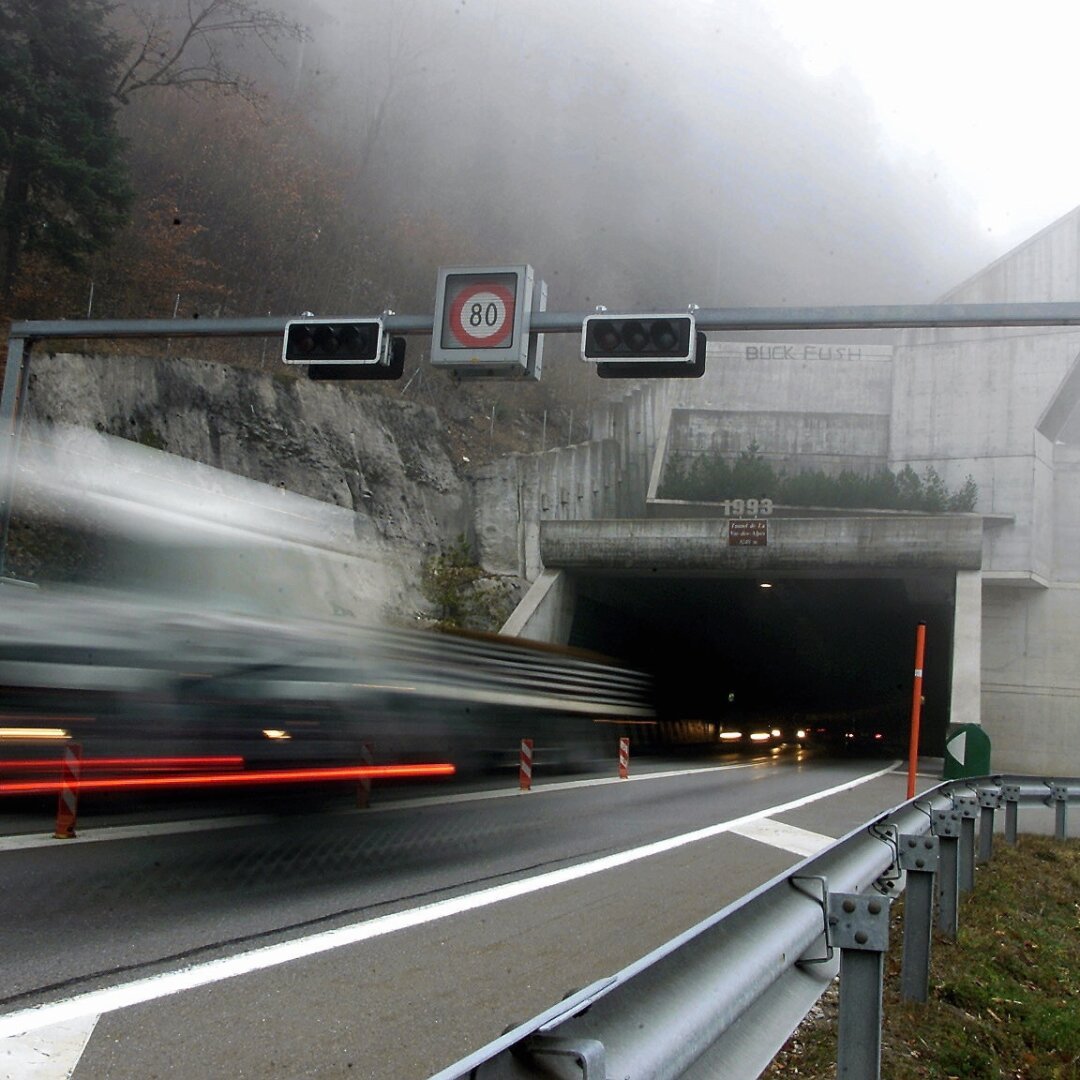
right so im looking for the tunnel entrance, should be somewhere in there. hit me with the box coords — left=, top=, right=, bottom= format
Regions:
left=566, top=571, right=954, bottom=754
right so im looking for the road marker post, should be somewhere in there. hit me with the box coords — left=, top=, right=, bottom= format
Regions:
left=356, top=742, right=375, bottom=809
left=907, top=621, right=926, bottom=799
left=618, top=737, right=630, bottom=779
left=53, top=743, right=82, bottom=839
left=519, top=738, right=533, bottom=792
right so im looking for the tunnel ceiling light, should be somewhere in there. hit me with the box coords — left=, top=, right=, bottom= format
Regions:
left=262, top=729, right=292, bottom=740
left=759, top=582, right=774, bottom=589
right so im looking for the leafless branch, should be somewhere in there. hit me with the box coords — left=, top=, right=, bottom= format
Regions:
left=113, top=0, right=307, bottom=105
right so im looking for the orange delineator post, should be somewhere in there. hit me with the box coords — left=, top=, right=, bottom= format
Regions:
left=54, top=743, right=82, bottom=839
left=618, top=736, right=630, bottom=779
left=907, top=622, right=926, bottom=800
left=519, top=738, right=533, bottom=792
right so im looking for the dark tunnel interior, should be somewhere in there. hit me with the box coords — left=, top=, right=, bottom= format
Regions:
left=568, top=573, right=955, bottom=754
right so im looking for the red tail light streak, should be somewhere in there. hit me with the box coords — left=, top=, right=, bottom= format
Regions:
left=0, top=762, right=456, bottom=796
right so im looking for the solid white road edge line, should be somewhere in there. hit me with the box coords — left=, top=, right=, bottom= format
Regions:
left=0, top=760, right=763, bottom=852
left=0, top=761, right=898, bottom=1040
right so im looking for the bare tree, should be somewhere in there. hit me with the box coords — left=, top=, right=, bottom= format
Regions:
left=112, top=0, right=306, bottom=104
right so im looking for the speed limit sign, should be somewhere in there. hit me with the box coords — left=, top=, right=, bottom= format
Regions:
left=448, top=280, right=516, bottom=349
left=431, top=265, right=543, bottom=378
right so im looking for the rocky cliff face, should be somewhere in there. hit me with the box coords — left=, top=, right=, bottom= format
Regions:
left=19, top=353, right=474, bottom=619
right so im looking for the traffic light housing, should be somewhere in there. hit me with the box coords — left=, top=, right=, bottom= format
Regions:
left=307, top=336, right=406, bottom=382
left=581, top=313, right=705, bottom=379
left=282, top=317, right=405, bottom=381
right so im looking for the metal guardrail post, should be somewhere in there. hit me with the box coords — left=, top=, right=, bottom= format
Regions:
left=933, top=808, right=960, bottom=939
left=1001, top=782, right=1021, bottom=844
left=1046, top=782, right=1069, bottom=840
left=898, top=833, right=939, bottom=1003
left=954, top=794, right=978, bottom=894
left=829, top=891, right=892, bottom=1080
left=977, top=788, right=1000, bottom=862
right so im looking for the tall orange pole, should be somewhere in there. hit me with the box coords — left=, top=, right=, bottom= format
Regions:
left=907, top=622, right=926, bottom=799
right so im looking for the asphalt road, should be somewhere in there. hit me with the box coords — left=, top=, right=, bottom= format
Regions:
left=0, top=750, right=920, bottom=1079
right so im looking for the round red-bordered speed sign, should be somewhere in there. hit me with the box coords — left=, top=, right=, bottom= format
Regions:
left=448, top=281, right=516, bottom=348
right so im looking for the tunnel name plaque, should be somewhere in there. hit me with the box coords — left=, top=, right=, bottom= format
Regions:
left=728, top=519, right=768, bottom=546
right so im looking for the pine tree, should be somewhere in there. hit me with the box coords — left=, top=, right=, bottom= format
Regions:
left=0, top=0, right=132, bottom=298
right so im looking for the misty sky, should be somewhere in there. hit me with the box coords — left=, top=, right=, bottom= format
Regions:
left=265, top=0, right=1069, bottom=312
left=762, top=0, right=1079, bottom=245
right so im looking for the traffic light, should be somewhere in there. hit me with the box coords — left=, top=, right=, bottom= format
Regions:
left=282, top=317, right=405, bottom=381
left=581, top=313, right=705, bottom=379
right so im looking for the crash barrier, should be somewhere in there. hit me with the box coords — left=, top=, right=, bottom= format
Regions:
left=431, top=774, right=1080, bottom=1080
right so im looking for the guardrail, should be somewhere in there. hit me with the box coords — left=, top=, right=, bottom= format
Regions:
left=431, top=774, right=1079, bottom=1080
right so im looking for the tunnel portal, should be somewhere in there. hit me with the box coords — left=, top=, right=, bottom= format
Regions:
left=506, top=514, right=984, bottom=756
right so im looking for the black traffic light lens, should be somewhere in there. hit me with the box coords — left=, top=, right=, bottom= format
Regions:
left=623, top=321, right=648, bottom=352
left=651, top=320, right=677, bottom=352
left=339, top=324, right=374, bottom=356
left=594, top=321, right=621, bottom=352
left=294, top=328, right=317, bottom=355
left=314, top=325, right=339, bottom=354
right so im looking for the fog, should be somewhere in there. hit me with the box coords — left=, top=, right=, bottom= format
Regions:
left=280, top=0, right=994, bottom=314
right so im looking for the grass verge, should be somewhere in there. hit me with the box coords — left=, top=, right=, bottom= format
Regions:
left=764, top=836, right=1080, bottom=1079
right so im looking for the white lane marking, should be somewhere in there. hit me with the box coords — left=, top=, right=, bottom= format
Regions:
left=727, top=817, right=835, bottom=856
left=0, top=1013, right=98, bottom=1079
left=0, top=761, right=763, bottom=852
left=0, top=762, right=897, bottom=1040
